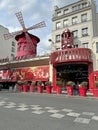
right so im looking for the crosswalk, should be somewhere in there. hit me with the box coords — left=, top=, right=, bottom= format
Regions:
left=0, top=97, right=98, bottom=124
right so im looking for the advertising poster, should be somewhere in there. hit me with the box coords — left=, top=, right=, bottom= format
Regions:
left=0, top=66, right=49, bottom=81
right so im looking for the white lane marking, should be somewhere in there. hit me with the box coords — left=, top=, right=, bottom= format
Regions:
left=92, top=116, right=98, bottom=120
left=45, top=107, right=55, bottom=109
left=4, top=105, right=16, bottom=108
left=16, top=107, right=29, bottom=111
left=62, top=108, right=73, bottom=112
left=82, top=112, right=95, bottom=116
left=67, top=112, right=80, bottom=117
left=32, top=110, right=45, bottom=114
left=50, top=113, right=65, bottom=119
left=0, top=101, right=6, bottom=106
left=31, top=105, right=40, bottom=107
left=18, top=103, right=28, bottom=108
left=74, top=117, right=91, bottom=124
left=47, top=109, right=59, bottom=113
left=31, top=107, right=43, bottom=110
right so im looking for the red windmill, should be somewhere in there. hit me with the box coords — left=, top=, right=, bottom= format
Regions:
left=4, top=11, right=46, bottom=59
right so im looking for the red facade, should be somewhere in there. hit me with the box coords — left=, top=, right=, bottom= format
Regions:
left=15, top=32, right=40, bottom=58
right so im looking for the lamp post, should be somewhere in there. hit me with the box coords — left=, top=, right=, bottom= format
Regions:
left=48, top=39, right=56, bottom=52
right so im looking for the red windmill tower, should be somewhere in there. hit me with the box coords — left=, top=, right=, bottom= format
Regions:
left=4, top=11, right=46, bottom=59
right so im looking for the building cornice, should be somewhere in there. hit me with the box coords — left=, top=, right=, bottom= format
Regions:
left=52, top=6, right=91, bottom=21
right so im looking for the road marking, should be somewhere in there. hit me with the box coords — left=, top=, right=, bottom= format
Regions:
left=82, top=112, right=95, bottom=116
left=0, top=101, right=6, bottom=106
left=32, top=110, right=45, bottom=114
left=31, top=105, right=40, bottom=107
left=50, top=113, right=65, bottom=119
left=0, top=97, right=98, bottom=125
left=4, top=105, right=16, bottom=108
left=74, top=117, right=91, bottom=124
left=18, top=103, right=28, bottom=108
left=31, top=107, right=43, bottom=110
left=47, top=109, right=60, bottom=113
left=92, top=116, right=98, bottom=120
left=62, top=108, right=73, bottom=112
left=16, top=107, right=29, bottom=111
left=67, top=112, right=80, bottom=117
left=45, top=107, right=55, bottom=109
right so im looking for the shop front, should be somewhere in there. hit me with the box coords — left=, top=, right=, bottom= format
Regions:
left=50, top=48, right=93, bottom=92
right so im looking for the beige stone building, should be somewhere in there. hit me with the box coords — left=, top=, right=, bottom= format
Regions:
left=51, top=0, right=98, bottom=71
left=0, top=25, right=17, bottom=60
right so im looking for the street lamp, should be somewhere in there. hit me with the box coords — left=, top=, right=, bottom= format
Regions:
left=48, top=39, right=56, bottom=52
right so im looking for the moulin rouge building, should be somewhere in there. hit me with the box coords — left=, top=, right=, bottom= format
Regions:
left=0, top=28, right=95, bottom=93
left=0, top=0, right=98, bottom=93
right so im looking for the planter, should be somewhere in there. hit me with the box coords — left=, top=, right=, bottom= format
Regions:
left=46, top=86, right=51, bottom=94
left=38, top=86, right=43, bottom=93
left=56, top=86, right=62, bottom=94
left=66, top=86, right=74, bottom=96
left=30, top=85, right=35, bottom=92
left=93, top=89, right=98, bottom=97
left=23, top=85, right=28, bottom=92
left=79, top=87, right=87, bottom=97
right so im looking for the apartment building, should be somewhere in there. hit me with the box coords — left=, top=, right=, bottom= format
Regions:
left=0, top=25, right=17, bottom=60
left=51, top=0, right=98, bottom=71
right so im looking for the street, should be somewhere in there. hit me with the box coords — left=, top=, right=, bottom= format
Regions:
left=0, top=92, right=98, bottom=130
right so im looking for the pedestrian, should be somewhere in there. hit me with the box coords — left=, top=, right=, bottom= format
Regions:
left=74, top=81, right=79, bottom=95
left=0, top=84, right=3, bottom=91
left=13, top=83, right=17, bottom=92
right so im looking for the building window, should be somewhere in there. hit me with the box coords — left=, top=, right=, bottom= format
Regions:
left=63, top=19, right=68, bottom=27
left=12, top=41, right=15, bottom=46
left=11, top=54, right=15, bottom=58
left=82, top=28, right=88, bottom=37
left=64, top=9, right=69, bottom=14
left=18, top=45, right=22, bottom=51
left=56, top=22, right=61, bottom=29
left=82, top=42, right=88, bottom=48
left=82, top=2, right=87, bottom=8
left=73, top=30, right=78, bottom=38
left=11, top=47, right=15, bottom=52
left=56, top=47, right=60, bottom=50
left=57, top=11, right=61, bottom=16
left=56, top=34, right=60, bottom=42
left=96, top=42, right=98, bottom=53
left=74, top=44, right=78, bottom=48
left=23, top=45, right=26, bottom=51
left=72, top=6, right=78, bottom=11
left=81, top=13, right=87, bottom=22
left=72, top=16, right=78, bottom=25
left=78, top=4, right=82, bottom=10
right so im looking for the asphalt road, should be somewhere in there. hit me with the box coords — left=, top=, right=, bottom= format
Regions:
left=0, top=92, right=98, bottom=130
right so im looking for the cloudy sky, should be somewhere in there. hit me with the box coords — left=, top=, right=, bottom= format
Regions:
left=0, top=0, right=98, bottom=55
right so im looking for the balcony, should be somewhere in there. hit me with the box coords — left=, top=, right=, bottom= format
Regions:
left=50, top=48, right=92, bottom=64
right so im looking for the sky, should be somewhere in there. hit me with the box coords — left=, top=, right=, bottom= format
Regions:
left=0, top=0, right=98, bottom=56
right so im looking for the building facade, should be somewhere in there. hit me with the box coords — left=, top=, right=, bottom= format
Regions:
left=51, top=0, right=98, bottom=71
left=0, top=25, right=17, bottom=60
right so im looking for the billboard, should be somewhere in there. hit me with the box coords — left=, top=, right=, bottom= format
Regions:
left=0, top=66, right=49, bottom=81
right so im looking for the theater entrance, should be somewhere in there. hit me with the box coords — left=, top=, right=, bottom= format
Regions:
left=56, top=63, right=88, bottom=84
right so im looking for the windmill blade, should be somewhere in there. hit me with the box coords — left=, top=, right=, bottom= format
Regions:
left=15, top=11, right=25, bottom=28
left=4, top=30, right=22, bottom=40
left=25, top=32, right=35, bottom=52
left=27, top=21, right=46, bottom=31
